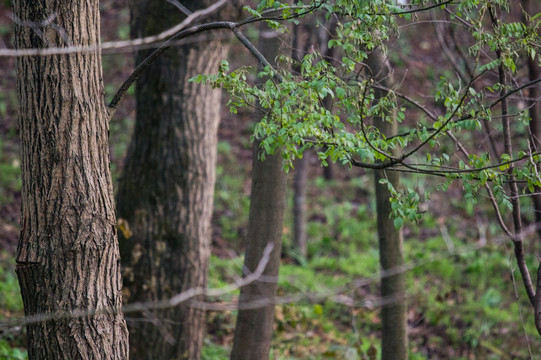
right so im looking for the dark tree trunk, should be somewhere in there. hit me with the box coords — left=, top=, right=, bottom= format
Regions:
left=116, top=1, right=229, bottom=359
left=13, top=0, right=129, bottom=359
left=522, top=0, right=541, bottom=241
left=367, top=50, right=408, bottom=360
left=230, top=24, right=288, bottom=360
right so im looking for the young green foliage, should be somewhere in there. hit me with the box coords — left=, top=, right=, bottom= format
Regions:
left=193, top=0, right=541, bottom=229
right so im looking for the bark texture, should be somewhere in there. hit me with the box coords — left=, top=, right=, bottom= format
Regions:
left=116, top=1, right=229, bottom=359
left=13, top=0, right=129, bottom=359
left=367, top=50, right=408, bottom=360
left=230, top=25, right=288, bottom=360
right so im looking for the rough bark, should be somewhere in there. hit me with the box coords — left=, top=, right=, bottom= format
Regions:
left=115, top=1, right=229, bottom=359
left=367, top=50, right=408, bottom=360
left=13, top=0, right=129, bottom=359
left=230, top=24, right=288, bottom=360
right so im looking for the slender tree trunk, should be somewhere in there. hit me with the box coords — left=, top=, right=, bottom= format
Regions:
left=116, top=1, right=229, bottom=359
left=290, top=15, right=337, bottom=257
left=293, top=154, right=308, bottom=258
left=291, top=23, right=312, bottom=259
left=367, top=50, right=408, bottom=360
left=13, top=0, right=129, bottom=359
left=230, top=25, right=288, bottom=360
left=522, top=0, right=541, bottom=240
left=319, top=17, right=337, bottom=181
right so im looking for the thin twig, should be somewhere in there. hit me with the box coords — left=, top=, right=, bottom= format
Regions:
left=3, top=0, right=229, bottom=57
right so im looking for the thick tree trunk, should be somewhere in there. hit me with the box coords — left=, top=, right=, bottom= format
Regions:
left=367, top=50, right=408, bottom=360
left=230, top=25, right=288, bottom=360
left=115, top=1, right=229, bottom=359
left=13, top=0, right=129, bottom=359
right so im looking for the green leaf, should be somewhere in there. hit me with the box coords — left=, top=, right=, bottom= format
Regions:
left=393, top=217, right=403, bottom=230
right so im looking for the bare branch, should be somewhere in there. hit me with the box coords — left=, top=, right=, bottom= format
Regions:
left=3, top=221, right=541, bottom=338
left=0, top=243, right=274, bottom=335
left=166, top=0, right=193, bottom=16
left=1, top=0, right=229, bottom=57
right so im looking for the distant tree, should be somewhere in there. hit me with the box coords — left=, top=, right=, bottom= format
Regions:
left=115, top=1, right=230, bottom=359
left=291, top=14, right=338, bottom=259
left=291, top=20, right=313, bottom=259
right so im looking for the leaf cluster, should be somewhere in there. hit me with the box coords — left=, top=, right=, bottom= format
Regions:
left=192, top=0, right=541, bottom=227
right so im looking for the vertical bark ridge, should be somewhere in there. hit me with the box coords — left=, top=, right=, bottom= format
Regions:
left=116, top=1, right=230, bottom=358
left=14, top=0, right=128, bottom=359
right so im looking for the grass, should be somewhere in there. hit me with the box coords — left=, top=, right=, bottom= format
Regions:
left=0, top=138, right=21, bottom=207
left=0, top=251, right=26, bottom=359
left=202, top=147, right=541, bottom=359
left=1, top=142, right=539, bottom=359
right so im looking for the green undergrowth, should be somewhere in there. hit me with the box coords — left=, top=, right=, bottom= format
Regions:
left=1, top=139, right=540, bottom=358
left=0, top=251, right=26, bottom=360
left=0, top=138, right=21, bottom=207
left=1, top=130, right=539, bottom=359
left=205, top=154, right=541, bottom=359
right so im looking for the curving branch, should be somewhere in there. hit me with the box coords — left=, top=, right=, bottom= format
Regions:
left=107, top=20, right=237, bottom=115
left=106, top=2, right=324, bottom=116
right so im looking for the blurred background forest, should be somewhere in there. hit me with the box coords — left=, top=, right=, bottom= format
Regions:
left=1, top=0, right=541, bottom=359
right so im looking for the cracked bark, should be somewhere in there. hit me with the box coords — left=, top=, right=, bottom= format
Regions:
left=116, top=1, right=230, bottom=359
left=13, top=0, right=129, bottom=358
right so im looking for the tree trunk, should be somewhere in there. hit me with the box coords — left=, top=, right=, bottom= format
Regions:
left=230, top=25, right=288, bottom=360
left=318, top=17, right=337, bottom=181
left=522, top=0, right=541, bottom=241
left=291, top=23, right=312, bottom=259
left=290, top=15, right=336, bottom=258
left=293, top=154, right=308, bottom=258
left=367, top=50, right=408, bottom=360
left=115, top=1, right=229, bottom=359
left=13, top=0, right=129, bottom=359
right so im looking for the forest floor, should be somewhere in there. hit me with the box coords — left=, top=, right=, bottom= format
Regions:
left=1, top=1, right=541, bottom=359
